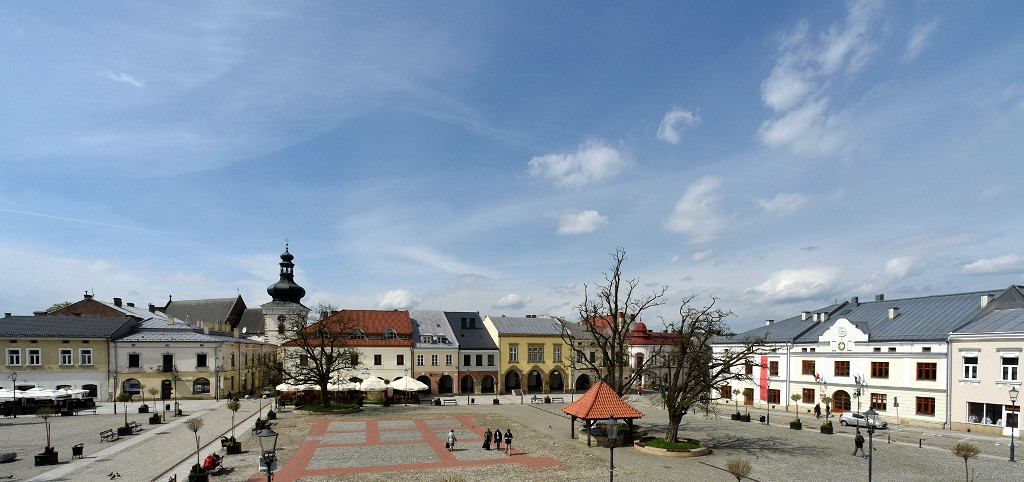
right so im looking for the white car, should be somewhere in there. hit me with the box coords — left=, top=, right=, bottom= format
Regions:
left=839, top=411, right=888, bottom=429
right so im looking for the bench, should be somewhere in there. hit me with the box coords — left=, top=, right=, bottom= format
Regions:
left=100, top=429, right=119, bottom=442
left=252, top=421, right=272, bottom=434
left=128, top=421, right=142, bottom=433
left=440, top=398, right=458, bottom=406
left=550, top=397, right=564, bottom=403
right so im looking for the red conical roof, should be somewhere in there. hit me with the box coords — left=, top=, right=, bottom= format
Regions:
left=562, top=381, right=645, bottom=420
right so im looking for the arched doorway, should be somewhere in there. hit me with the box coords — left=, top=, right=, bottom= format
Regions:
left=527, top=370, right=544, bottom=393
left=549, top=370, right=564, bottom=392
left=575, top=374, right=591, bottom=392
left=193, top=378, right=211, bottom=395
left=460, top=375, right=475, bottom=394
left=504, top=371, right=521, bottom=394
left=82, top=384, right=98, bottom=398
left=481, top=375, right=496, bottom=393
left=833, top=390, right=851, bottom=412
left=122, top=378, right=141, bottom=396
left=416, top=375, right=433, bottom=394
left=438, top=375, right=454, bottom=394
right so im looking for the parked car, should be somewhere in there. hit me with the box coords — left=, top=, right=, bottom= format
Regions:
left=839, top=411, right=888, bottom=429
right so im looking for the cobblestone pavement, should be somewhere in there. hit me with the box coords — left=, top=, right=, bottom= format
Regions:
left=4, top=395, right=1024, bottom=481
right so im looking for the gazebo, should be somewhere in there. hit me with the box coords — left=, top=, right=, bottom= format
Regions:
left=562, top=381, right=645, bottom=447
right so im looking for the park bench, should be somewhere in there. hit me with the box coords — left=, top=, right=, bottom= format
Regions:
left=440, top=398, right=458, bottom=405
left=550, top=397, right=564, bottom=403
left=128, top=421, right=142, bottom=433
left=100, top=429, right=119, bottom=442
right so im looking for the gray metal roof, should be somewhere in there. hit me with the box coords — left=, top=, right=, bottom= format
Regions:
left=954, top=308, right=1024, bottom=334
left=720, top=303, right=846, bottom=344
left=117, top=329, right=269, bottom=345
left=94, top=300, right=168, bottom=321
left=445, top=311, right=497, bottom=350
left=486, top=315, right=564, bottom=335
left=237, top=308, right=266, bottom=335
left=164, top=297, right=241, bottom=325
left=409, top=310, right=459, bottom=349
left=0, top=315, right=137, bottom=338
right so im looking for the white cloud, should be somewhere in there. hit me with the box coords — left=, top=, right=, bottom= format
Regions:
left=962, top=255, right=1024, bottom=275
left=388, top=245, right=500, bottom=278
left=904, top=19, right=940, bottom=61
left=656, top=108, right=701, bottom=144
left=558, top=210, right=608, bottom=235
left=663, top=175, right=726, bottom=243
left=691, top=250, right=713, bottom=262
left=884, top=257, right=914, bottom=280
left=757, top=193, right=809, bottom=215
left=746, top=266, right=839, bottom=302
left=758, top=97, right=844, bottom=156
left=493, top=293, right=530, bottom=310
left=377, top=289, right=420, bottom=310
left=669, top=255, right=681, bottom=264
left=527, top=139, right=630, bottom=189
left=100, top=71, right=145, bottom=88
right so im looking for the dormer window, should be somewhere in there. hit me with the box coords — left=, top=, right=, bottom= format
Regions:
left=383, top=328, right=397, bottom=340
left=350, top=328, right=366, bottom=340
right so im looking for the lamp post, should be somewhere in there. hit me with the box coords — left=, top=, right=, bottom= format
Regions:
left=258, top=427, right=279, bottom=482
left=9, top=371, right=16, bottom=418
left=1010, top=386, right=1019, bottom=462
left=864, top=407, right=878, bottom=481
left=766, top=378, right=771, bottom=425
left=606, top=415, right=618, bottom=482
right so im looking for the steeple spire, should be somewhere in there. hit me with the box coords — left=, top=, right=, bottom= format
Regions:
left=267, top=242, right=305, bottom=303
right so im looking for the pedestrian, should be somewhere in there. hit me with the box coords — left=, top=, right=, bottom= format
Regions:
left=638, top=385, right=643, bottom=396
left=853, top=430, right=865, bottom=457
left=447, top=429, right=457, bottom=452
left=483, top=428, right=492, bottom=450
left=825, top=404, right=831, bottom=418
left=226, top=391, right=232, bottom=400
left=493, top=429, right=502, bottom=451
left=814, top=403, right=821, bottom=419
left=504, top=429, right=513, bottom=454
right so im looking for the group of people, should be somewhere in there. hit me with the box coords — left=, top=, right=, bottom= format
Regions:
left=813, top=402, right=830, bottom=419
left=482, top=428, right=514, bottom=454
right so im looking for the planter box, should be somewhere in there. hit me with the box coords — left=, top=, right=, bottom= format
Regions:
left=187, top=473, right=209, bottom=482
left=739, top=414, right=751, bottom=422
left=149, top=415, right=162, bottom=425
left=493, top=399, right=500, bottom=405
left=117, top=426, right=132, bottom=436
left=267, top=412, right=277, bottom=420
left=226, top=443, right=242, bottom=455
left=730, top=413, right=740, bottom=421
left=138, top=406, right=149, bottom=413
left=820, top=425, right=834, bottom=434
left=34, top=452, right=58, bottom=466
left=790, top=422, right=802, bottom=430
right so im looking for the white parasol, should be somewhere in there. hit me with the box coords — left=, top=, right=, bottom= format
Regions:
left=359, top=376, right=389, bottom=391
left=389, top=376, right=429, bottom=392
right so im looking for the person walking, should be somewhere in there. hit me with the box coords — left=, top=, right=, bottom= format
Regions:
left=814, top=403, right=821, bottom=419
left=853, top=430, right=865, bottom=457
left=493, top=429, right=502, bottom=451
left=504, top=429, right=513, bottom=454
left=483, top=428, right=492, bottom=450
left=447, top=429, right=457, bottom=452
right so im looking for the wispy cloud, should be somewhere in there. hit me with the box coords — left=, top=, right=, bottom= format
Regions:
left=663, top=175, right=727, bottom=243
left=656, top=108, right=701, bottom=144
left=387, top=245, right=500, bottom=279
left=557, top=210, right=608, bottom=235
left=904, top=19, right=940, bottom=61
left=746, top=266, right=839, bottom=302
left=100, top=70, right=145, bottom=88
left=757, top=193, right=809, bottom=215
left=962, top=255, right=1024, bottom=275
left=0, top=208, right=166, bottom=234
left=528, top=139, right=630, bottom=189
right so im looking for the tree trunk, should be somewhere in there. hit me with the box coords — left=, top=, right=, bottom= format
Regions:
left=665, top=418, right=681, bottom=442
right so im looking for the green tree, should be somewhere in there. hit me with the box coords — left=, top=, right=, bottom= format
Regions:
left=791, top=393, right=802, bottom=421
left=227, top=400, right=241, bottom=440
left=116, top=392, right=133, bottom=428
left=186, top=417, right=205, bottom=473
left=46, top=301, right=72, bottom=313
left=951, top=442, right=980, bottom=482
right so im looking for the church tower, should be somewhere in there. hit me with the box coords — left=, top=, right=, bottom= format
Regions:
left=261, top=242, right=309, bottom=345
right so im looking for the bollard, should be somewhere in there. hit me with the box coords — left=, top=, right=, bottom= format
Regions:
left=919, top=438, right=924, bottom=448
left=887, top=434, right=891, bottom=444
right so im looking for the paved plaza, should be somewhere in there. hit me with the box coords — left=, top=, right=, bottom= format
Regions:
left=2, top=395, right=1024, bottom=481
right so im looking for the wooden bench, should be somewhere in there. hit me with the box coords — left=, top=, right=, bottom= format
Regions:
left=550, top=397, right=564, bottom=403
left=128, top=421, right=142, bottom=433
left=440, top=398, right=458, bottom=405
left=100, top=429, right=119, bottom=442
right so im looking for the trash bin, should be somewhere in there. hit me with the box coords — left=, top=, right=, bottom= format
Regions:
left=166, top=404, right=171, bottom=411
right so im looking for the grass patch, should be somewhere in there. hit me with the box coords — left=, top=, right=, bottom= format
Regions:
left=296, top=404, right=357, bottom=412
left=641, top=438, right=703, bottom=450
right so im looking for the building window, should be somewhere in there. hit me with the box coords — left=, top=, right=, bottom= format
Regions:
left=350, top=328, right=365, bottom=340
left=128, top=353, right=140, bottom=368
left=383, top=328, right=397, bottom=340
left=6, top=349, right=21, bottom=366
left=374, top=354, right=383, bottom=366
left=577, top=351, right=585, bottom=364
left=509, top=345, right=518, bottom=363
left=916, top=396, right=936, bottom=416
left=553, top=345, right=562, bottom=362
left=397, top=354, right=404, bottom=366
left=870, top=393, right=887, bottom=410
left=528, top=345, right=544, bottom=363
left=27, top=348, right=41, bottom=366
left=1002, top=357, right=1019, bottom=381
left=917, top=362, right=937, bottom=381
left=589, top=351, right=596, bottom=363
left=476, top=354, right=483, bottom=366
left=299, top=354, right=309, bottom=366
left=870, top=361, right=889, bottom=379
left=445, top=354, right=453, bottom=366
left=801, top=360, right=815, bottom=375
left=721, top=385, right=732, bottom=399
left=888, top=347, right=896, bottom=352
left=767, top=389, right=780, bottom=404
left=487, top=354, right=495, bottom=366
left=768, top=360, right=779, bottom=376
left=963, top=356, right=978, bottom=379
left=417, top=354, right=424, bottom=366
left=835, top=360, right=850, bottom=377
left=193, top=378, right=211, bottom=394
left=922, top=347, right=931, bottom=352
left=59, top=348, right=73, bottom=366
left=464, top=354, right=472, bottom=367
left=873, top=347, right=881, bottom=352
left=802, top=388, right=815, bottom=403
left=196, top=353, right=208, bottom=368
left=431, top=354, right=439, bottom=366
left=350, top=353, right=359, bottom=366
left=745, top=360, right=753, bottom=375
left=79, top=348, right=93, bottom=366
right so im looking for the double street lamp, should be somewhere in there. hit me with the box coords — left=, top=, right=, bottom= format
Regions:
left=258, top=427, right=279, bottom=481
left=1010, top=386, right=1019, bottom=463
left=864, top=407, right=878, bottom=481
left=606, top=415, right=618, bottom=482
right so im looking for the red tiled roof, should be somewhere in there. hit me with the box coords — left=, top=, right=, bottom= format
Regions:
left=582, top=312, right=635, bottom=332
left=562, top=382, right=644, bottom=420
left=328, top=309, right=413, bottom=335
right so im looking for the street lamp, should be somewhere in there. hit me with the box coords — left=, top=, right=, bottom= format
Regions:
left=1010, top=386, right=1019, bottom=463
left=606, top=415, right=618, bottom=482
left=864, top=407, right=878, bottom=481
left=9, top=371, right=16, bottom=419
left=766, top=378, right=771, bottom=425
left=258, top=427, right=279, bottom=481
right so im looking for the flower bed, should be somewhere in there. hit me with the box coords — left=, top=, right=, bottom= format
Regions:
left=633, top=437, right=710, bottom=458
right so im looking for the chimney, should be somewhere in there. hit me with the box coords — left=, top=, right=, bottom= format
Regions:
left=802, top=311, right=811, bottom=321
left=167, top=316, right=175, bottom=326
left=113, top=298, right=122, bottom=307
left=149, top=304, right=156, bottom=313
left=83, top=291, right=92, bottom=300
left=875, top=294, right=885, bottom=301
left=850, top=296, right=859, bottom=306
left=982, top=294, right=995, bottom=308
left=234, top=328, right=240, bottom=338
left=127, top=302, right=134, bottom=307
left=765, top=319, right=774, bottom=326
left=33, top=311, right=47, bottom=316
left=819, top=312, right=828, bottom=322
left=204, top=326, right=210, bottom=334
left=889, top=307, right=900, bottom=319
left=3, top=313, right=9, bottom=318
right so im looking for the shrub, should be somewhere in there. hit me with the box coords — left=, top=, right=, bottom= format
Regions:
left=951, top=442, right=980, bottom=482
left=725, top=458, right=753, bottom=481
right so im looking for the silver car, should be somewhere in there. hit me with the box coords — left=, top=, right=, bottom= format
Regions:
left=839, top=411, right=888, bottom=429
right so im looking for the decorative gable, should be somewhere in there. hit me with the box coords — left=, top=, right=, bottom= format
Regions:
left=818, top=318, right=868, bottom=352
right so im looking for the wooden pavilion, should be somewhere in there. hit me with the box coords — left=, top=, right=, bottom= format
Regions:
left=562, top=381, right=645, bottom=446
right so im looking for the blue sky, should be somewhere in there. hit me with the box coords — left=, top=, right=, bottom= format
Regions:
left=2, top=1, right=1024, bottom=332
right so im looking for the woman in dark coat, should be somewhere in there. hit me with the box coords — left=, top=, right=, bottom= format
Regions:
left=493, top=429, right=502, bottom=451
left=483, top=428, right=492, bottom=450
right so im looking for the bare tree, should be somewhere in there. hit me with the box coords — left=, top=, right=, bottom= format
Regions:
left=951, top=442, right=980, bottom=482
left=565, top=248, right=667, bottom=395
left=657, top=296, right=768, bottom=442
left=725, top=458, right=753, bottom=481
left=186, top=417, right=205, bottom=474
left=273, top=303, right=361, bottom=407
